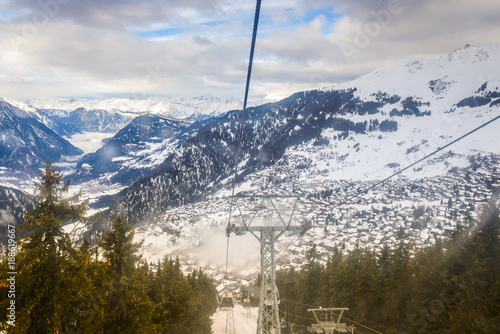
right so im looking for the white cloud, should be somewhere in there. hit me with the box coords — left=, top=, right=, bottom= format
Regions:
left=0, top=0, right=499, bottom=101
left=0, top=209, right=16, bottom=226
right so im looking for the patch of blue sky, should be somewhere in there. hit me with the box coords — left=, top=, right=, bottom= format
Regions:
left=271, top=6, right=343, bottom=35
left=306, top=8, right=343, bottom=35
left=199, top=20, right=227, bottom=27
left=135, top=27, right=187, bottom=38
left=133, top=21, right=227, bottom=39
left=0, top=9, right=28, bottom=20
left=303, top=6, right=341, bottom=23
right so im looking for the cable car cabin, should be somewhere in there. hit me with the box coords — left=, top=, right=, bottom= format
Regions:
left=220, top=292, right=234, bottom=311
left=243, top=298, right=251, bottom=309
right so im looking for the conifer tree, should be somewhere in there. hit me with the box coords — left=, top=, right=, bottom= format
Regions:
left=0, top=161, right=88, bottom=333
left=383, top=227, right=412, bottom=329
left=186, top=269, right=218, bottom=333
left=354, top=251, right=380, bottom=322
left=297, top=245, right=322, bottom=323
left=62, top=238, right=107, bottom=333
left=150, top=257, right=193, bottom=333
left=100, top=215, right=152, bottom=333
left=447, top=203, right=500, bottom=333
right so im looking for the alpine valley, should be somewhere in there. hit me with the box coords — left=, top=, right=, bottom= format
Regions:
left=1, top=44, right=499, bottom=278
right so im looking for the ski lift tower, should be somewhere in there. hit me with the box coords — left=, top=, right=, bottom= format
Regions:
left=227, top=195, right=307, bottom=334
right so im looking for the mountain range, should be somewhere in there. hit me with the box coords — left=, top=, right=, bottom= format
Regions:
left=0, top=96, right=243, bottom=185
left=9, top=95, right=243, bottom=121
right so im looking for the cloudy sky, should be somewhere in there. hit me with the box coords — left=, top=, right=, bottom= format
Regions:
left=1, top=0, right=499, bottom=102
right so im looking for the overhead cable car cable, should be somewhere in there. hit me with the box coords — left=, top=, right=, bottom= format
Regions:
left=280, top=298, right=386, bottom=334
left=325, top=113, right=500, bottom=218
left=225, top=0, right=263, bottom=276
left=368, top=114, right=500, bottom=192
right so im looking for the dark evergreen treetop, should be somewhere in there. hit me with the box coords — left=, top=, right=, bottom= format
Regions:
left=24, top=160, right=88, bottom=229
left=100, top=215, right=141, bottom=278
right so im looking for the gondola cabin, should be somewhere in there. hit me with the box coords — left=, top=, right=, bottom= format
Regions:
left=220, top=292, right=234, bottom=311
left=243, top=298, right=251, bottom=309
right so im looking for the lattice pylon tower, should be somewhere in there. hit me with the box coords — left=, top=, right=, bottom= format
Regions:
left=257, top=230, right=280, bottom=334
left=226, top=309, right=235, bottom=334
left=227, top=195, right=305, bottom=334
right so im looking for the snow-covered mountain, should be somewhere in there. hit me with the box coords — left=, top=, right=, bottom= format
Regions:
left=0, top=185, right=34, bottom=227
left=0, top=98, right=83, bottom=181
left=0, top=95, right=243, bottom=193
left=16, top=95, right=242, bottom=120
left=284, top=43, right=500, bottom=183
left=68, top=115, right=193, bottom=208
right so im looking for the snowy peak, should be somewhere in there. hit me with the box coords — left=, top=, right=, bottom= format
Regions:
left=0, top=98, right=32, bottom=119
left=444, top=43, right=492, bottom=64
left=18, top=95, right=242, bottom=120
left=337, top=43, right=500, bottom=106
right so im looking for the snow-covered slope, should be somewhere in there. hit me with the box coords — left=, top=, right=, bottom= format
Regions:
left=212, top=306, right=258, bottom=334
left=68, top=115, right=192, bottom=209
left=0, top=185, right=35, bottom=227
left=0, top=98, right=83, bottom=181
left=290, top=43, right=500, bottom=184
left=337, top=43, right=499, bottom=103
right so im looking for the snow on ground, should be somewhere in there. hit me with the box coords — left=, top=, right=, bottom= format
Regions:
left=212, top=305, right=258, bottom=334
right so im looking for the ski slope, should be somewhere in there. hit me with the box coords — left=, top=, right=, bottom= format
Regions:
left=212, top=305, right=258, bottom=334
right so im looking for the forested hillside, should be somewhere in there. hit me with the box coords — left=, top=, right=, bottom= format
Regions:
left=274, top=203, right=500, bottom=333
left=0, top=163, right=217, bottom=333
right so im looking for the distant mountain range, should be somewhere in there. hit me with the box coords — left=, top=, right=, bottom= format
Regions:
left=0, top=95, right=243, bottom=184
left=9, top=95, right=242, bottom=121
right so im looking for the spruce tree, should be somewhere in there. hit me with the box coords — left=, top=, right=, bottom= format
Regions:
left=447, top=203, right=500, bottom=333
left=153, top=257, right=193, bottom=333
left=0, top=161, right=88, bottom=333
left=100, top=215, right=152, bottom=333
left=62, top=239, right=108, bottom=334
left=186, top=269, right=218, bottom=333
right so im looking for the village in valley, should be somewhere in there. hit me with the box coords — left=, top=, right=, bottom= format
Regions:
left=131, top=150, right=500, bottom=293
